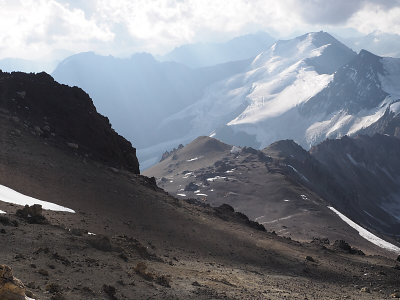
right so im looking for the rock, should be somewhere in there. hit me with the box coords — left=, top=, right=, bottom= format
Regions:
left=334, top=240, right=351, bottom=251
left=333, top=240, right=364, bottom=255
left=305, top=256, right=315, bottom=262
left=391, top=292, right=400, bottom=298
left=16, top=91, right=26, bottom=99
left=50, top=293, right=66, bottom=300
left=33, top=126, right=43, bottom=136
left=87, top=235, right=113, bottom=251
left=311, top=237, right=330, bottom=245
left=0, top=264, right=26, bottom=300
left=102, top=284, right=117, bottom=299
left=184, top=182, right=199, bottom=192
left=67, top=142, right=79, bottom=149
left=192, top=281, right=201, bottom=287
left=16, top=204, right=47, bottom=224
left=360, top=287, right=371, bottom=293
left=46, top=283, right=62, bottom=294
left=397, top=255, right=400, bottom=262
left=0, top=215, right=18, bottom=227
left=25, top=290, right=35, bottom=298
left=38, top=269, right=49, bottom=276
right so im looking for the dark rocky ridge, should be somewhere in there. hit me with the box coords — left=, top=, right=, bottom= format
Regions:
left=301, top=50, right=388, bottom=116
left=146, top=135, right=400, bottom=253
left=310, top=134, right=400, bottom=236
left=0, top=71, right=139, bottom=173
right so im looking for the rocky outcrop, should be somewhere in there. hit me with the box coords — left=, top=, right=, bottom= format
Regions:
left=0, top=71, right=140, bottom=173
left=0, top=265, right=26, bottom=300
left=16, top=204, right=47, bottom=224
left=160, top=144, right=184, bottom=162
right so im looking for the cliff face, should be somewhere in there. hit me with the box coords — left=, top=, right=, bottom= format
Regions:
left=0, top=71, right=140, bottom=173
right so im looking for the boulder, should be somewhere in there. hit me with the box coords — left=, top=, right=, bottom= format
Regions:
left=16, top=204, right=47, bottom=224
left=0, top=265, right=26, bottom=300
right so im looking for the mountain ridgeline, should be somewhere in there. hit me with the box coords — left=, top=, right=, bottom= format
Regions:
left=0, top=71, right=140, bottom=173
left=145, top=134, right=400, bottom=252
left=51, top=31, right=400, bottom=169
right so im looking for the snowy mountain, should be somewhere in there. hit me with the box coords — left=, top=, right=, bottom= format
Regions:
left=159, top=32, right=275, bottom=68
left=159, top=32, right=356, bottom=149
left=158, top=31, right=400, bottom=157
left=52, top=31, right=400, bottom=169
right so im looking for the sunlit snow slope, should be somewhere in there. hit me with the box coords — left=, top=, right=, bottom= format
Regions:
left=157, top=31, right=400, bottom=156
left=157, top=32, right=357, bottom=152
left=0, top=184, right=75, bottom=213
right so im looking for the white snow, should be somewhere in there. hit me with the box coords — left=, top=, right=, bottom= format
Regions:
left=0, top=184, right=75, bottom=213
left=206, top=176, right=226, bottom=182
left=284, top=199, right=290, bottom=202
left=195, top=193, right=208, bottom=197
left=390, top=101, right=400, bottom=114
left=229, top=67, right=332, bottom=125
left=177, top=193, right=186, bottom=197
left=187, top=157, right=199, bottom=162
left=287, top=165, right=309, bottom=182
left=300, top=194, right=309, bottom=200
left=0, top=210, right=6, bottom=214
left=225, top=169, right=235, bottom=173
left=230, top=146, right=241, bottom=154
left=88, top=232, right=96, bottom=236
left=346, top=154, right=358, bottom=165
left=182, top=172, right=193, bottom=179
left=328, top=206, right=400, bottom=254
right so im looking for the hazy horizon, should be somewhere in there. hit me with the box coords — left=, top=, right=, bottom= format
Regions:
left=0, top=0, right=399, bottom=63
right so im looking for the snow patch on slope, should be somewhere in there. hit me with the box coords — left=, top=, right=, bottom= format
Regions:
left=328, top=206, right=400, bottom=254
left=0, top=210, right=5, bottom=214
left=229, top=67, right=332, bottom=125
left=0, top=184, right=75, bottom=213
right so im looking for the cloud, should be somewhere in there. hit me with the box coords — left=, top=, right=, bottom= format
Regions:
left=0, top=0, right=113, bottom=59
left=292, top=0, right=364, bottom=24
left=349, top=2, right=400, bottom=35
left=0, top=0, right=400, bottom=60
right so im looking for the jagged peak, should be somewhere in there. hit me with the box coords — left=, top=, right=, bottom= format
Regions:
left=358, top=49, right=382, bottom=59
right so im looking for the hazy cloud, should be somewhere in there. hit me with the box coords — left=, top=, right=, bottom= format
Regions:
left=0, top=0, right=399, bottom=60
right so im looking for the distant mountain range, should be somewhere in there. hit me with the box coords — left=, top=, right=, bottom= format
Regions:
left=159, top=31, right=275, bottom=68
left=51, top=31, right=400, bottom=170
left=52, top=52, right=248, bottom=160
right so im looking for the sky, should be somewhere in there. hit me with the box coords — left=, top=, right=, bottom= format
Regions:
left=0, top=0, right=399, bottom=61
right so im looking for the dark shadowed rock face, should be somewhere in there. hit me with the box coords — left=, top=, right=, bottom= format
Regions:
left=0, top=71, right=140, bottom=173
left=310, top=134, right=400, bottom=236
left=301, top=50, right=388, bottom=116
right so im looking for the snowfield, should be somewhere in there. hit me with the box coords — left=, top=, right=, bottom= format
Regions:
left=328, top=206, right=400, bottom=254
left=0, top=184, right=75, bottom=213
left=0, top=210, right=5, bottom=214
